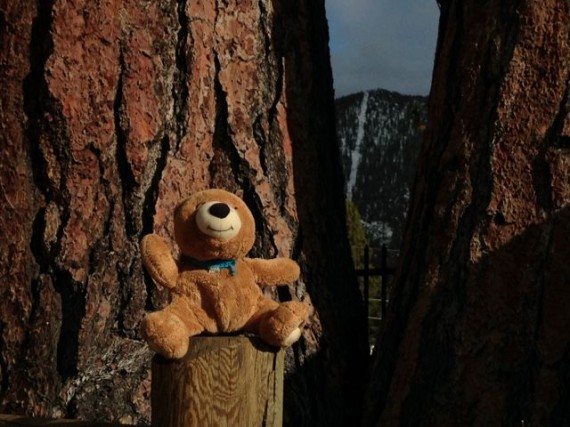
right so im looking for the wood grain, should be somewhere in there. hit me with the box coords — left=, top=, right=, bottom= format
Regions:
left=151, top=336, right=283, bottom=427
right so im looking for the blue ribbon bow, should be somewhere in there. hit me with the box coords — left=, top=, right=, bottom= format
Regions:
left=185, top=257, right=237, bottom=276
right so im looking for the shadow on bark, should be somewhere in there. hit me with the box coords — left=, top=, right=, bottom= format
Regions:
left=270, top=0, right=369, bottom=426
left=365, top=207, right=570, bottom=426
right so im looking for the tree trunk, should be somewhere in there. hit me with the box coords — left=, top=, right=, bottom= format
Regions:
left=365, top=1, right=570, bottom=425
left=0, top=0, right=367, bottom=424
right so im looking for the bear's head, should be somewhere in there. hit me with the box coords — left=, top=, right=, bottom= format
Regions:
left=173, top=189, right=255, bottom=261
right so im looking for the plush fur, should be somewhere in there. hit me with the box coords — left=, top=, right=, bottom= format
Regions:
left=140, top=189, right=310, bottom=359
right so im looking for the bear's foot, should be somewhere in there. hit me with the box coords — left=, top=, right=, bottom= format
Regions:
left=282, top=327, right=302, bottom=347
left=141, top=311, right=193, bottom=359
left=258, top=301, right=309, bottom=347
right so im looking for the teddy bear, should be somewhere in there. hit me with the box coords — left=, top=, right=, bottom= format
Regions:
left=140, top=188, right=310, bottom=359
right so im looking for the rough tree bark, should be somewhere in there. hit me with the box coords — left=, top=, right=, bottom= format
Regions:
left=364, top=1, right=570, bottom=425
left=0, top=0, right=367, bottom=424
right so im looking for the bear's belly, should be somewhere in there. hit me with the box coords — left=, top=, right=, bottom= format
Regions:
left=177, top=266, right=262, bottom=333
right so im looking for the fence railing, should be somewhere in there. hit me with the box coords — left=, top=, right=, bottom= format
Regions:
left=354, top=244, right=396, bottom=335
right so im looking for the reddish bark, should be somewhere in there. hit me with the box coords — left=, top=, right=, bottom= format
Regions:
left=365, top=1, right=570, bottom=425
left=0, top=0, right=366, bottom=424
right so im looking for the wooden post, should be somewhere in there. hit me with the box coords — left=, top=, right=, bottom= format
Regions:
left=151, top=336, right=284, bottom=427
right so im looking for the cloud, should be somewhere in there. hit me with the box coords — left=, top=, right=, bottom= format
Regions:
left=327, top=0, right=440, bottom=97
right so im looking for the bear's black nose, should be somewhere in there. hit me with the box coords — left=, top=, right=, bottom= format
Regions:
left=208, top=202, right=230, bottom=219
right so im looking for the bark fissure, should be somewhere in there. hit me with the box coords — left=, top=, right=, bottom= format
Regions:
left=253, top=115, right=269, bottom=176
left=87, top=143, right=116, bottom=245
left=142, top=136, right=170, bottom=237
left=265, top=0, right=284, bottom=123
left=532, top=156, right=554, bottom=214
left=269, top=57, right=283, bottom=119
left=253, top=115, right=292, bottom=237
left=117, top=256, right=137, bottom=335
left=210, top=52, right=239, bottom=185
left=0, top=10, right=5, bottom=34
left=23, top=0, right=73, bottom=217
left=23, top=0, right=84, bottom=393
left=53, top=268, right=86, bottom=384
left=243, top=187, right=278, bottom=257
left=173, top=0, right=189, bottom=153
left=141, top=135, right=170, bottom=311
left=114, top=48, right=138, bottom=237
left=23, top=0, right=55, bottom=198
left=30, top=208, right=49, bottom=271
left=143, top=268, right=157, bottom=312
left=546, top=69, right=570, bottom=149
left=258, top=0, right=272, bottom=64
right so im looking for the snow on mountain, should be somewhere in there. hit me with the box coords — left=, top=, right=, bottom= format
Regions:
left=336, top=88, right=427, bottom=251
left=346, top=91, right=369, bottom=198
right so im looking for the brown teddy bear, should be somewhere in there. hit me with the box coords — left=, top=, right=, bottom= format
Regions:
left=140, top=188, right=310, bottom=359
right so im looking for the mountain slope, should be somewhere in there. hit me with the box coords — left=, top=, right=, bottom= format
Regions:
left=336, top=89, right=427, bottom=251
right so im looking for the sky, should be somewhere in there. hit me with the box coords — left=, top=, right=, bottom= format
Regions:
left=326, top=0, right=440, bottom=98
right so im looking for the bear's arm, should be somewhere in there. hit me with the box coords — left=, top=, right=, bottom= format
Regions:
left=244, top=258, right=300, bottom=287
left=140, top=234, right=178, bottom=289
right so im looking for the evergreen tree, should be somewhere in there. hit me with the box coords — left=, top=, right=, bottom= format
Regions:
left=345, top=200, right=369, bottom=269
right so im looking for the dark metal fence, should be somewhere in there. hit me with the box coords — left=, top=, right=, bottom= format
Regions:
left=355, top=244, right=396, bottom=331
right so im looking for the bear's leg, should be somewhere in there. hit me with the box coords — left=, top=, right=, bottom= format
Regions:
left=248, top=300, right=309, bottom=347
left=141, top=309, right=204, bottom=359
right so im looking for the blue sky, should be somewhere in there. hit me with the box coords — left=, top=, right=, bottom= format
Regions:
left=327, top=0, right=440, bottom=97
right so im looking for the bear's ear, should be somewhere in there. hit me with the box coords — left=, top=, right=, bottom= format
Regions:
left=174, top=199, right=187, bottom=222
left=174, top=197, right=198, bottom=225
